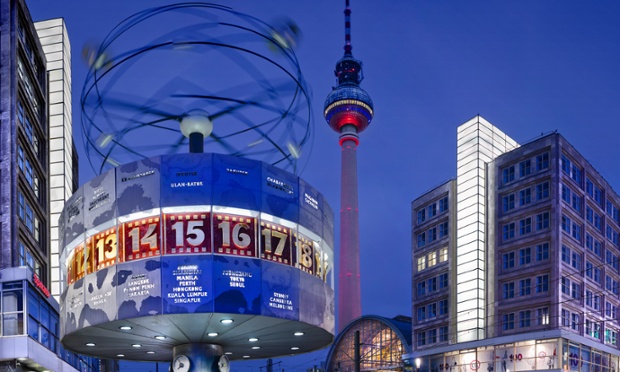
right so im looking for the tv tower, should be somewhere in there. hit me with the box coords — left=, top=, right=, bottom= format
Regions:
left=324, top=0, right=374, bottom=332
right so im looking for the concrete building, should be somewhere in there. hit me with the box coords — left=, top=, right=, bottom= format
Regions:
left=0, top=0, right=94, bottom=370
left=412, top=116, right=620, bottom=372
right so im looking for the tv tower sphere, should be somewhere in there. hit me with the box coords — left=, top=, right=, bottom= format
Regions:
left=324, top=0, right=374, bottom=332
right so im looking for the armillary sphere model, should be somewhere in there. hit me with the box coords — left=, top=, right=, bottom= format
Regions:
left=80, top=2, right=312, bottom=175
left=61, top=3, right=334, bottom=372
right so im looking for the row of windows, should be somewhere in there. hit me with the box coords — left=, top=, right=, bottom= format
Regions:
left=502, top=212, right=550, bottom=241
left=416, top=326, right=448, bottom=346
left=562, top=154, right=583, bottom=186
left=416, top=272, right=449, bottom=297
left=18, top=145, right=41, bottom=200
left=417, top=247, right=448, bottom=272
left=417, top=196, right=449, bottom=224
left=18, top=192, right=41, bottom=242
left=416, top=299, right=448, bottom=321
left=562, top=215, right=583, bottom=242
left=502, top=307, right=550, bottom=330
left=562, top=184, right=583, bottom=215
left=502, top=181, right=550, bottom=213
left=503, top=242, right=549, bottom=270
left=417, top=221, right=449, bottom=248
left=501, top=152, right=549, bottom=185
left=561, top=310, right=619, bottom=345
left=1, top=279, right=99, bottom=372
left=501, top=275, right=549, bottom=300
left=19, top=242, right=42, bottom=279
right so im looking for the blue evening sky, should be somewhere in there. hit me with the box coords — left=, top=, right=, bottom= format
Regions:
left=28, top=1, right=620, bottom=371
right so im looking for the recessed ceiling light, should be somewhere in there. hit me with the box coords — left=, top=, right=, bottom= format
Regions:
left=243, top=356, right=250, bottom=359
left=248, top=337, right=259, bottom=342
left=154, top=335, right=166, bottom=340
left=294, top=331, right=304, bottom=336
left=117, top=354, right=125, bottom=358
left=208, top=332, right=219, bottom=337
left=85, top=343, right=96, bottom=347
left=220, top=319, right=234, bottom=324
left=291, top=347, right=299, bottom=350
left=119, top=326, right=132, bottom=331
left=225, top=352, right=233, bottom=355
left=147, top=351, right=155, bottom=354
left=132, top=344, right=142, bottom=348
left=252, top=346, right=260, bottom=350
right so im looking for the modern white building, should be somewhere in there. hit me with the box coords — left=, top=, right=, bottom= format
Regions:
left=34, top=17, right=78, bottom=301
left=412, top=116, right=620, bottom=372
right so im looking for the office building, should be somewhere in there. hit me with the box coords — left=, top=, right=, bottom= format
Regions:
left=412, top=116, right=620, bottom=372
left=0, top=0, right=95, bottom=370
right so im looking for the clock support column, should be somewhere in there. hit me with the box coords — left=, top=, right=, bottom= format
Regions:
left=172, top=343, right=228, bottom=372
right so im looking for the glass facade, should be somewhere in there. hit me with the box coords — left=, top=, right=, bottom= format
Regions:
left=455, top=117, right=518, bottom=342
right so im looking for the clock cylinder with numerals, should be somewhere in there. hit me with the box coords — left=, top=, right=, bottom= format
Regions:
left=59, top=153, right=335, bottom=362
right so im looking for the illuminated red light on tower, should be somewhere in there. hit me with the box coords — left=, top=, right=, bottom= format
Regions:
left=324, top=0, right=374, bottom=333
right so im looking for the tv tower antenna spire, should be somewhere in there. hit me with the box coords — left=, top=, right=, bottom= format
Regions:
left=324, top=0, right=374, bottom=332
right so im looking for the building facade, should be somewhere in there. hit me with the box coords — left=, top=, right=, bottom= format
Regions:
left=412, top=116, right=620, bottom=372
left=0, top=0, right=95, bottom=370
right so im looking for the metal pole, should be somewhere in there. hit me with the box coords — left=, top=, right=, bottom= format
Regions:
left=354, top=330, right=360, bottom=372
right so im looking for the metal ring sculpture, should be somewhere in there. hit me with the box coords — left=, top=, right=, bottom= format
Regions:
left=81, top=3, right=312, bottom=175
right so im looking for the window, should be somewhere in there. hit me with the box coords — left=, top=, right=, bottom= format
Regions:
left=562, top=215, right=571, bottom=233
left=427, top=227, right=437, bottom=244
left=439, top=273, right=448, bottom=288
left=562, top=155, right=571, bottom=175
left=572, top=164, right=582, bottom=185
left=536, top=243, right=549, bottom=261
left=439, top=221, right=448, bottom=238
left=572, top=194, right=582, bottom=214
left=572, top=282, right=581, bottom=300
left=417, top=209, right=426, bottom=224
left=439, top=197, right=449, bottom=213
left=536, top=275, right=549, bottom=293
left=503, top=282, right=515, bottom=299
left=594, top=268, right=602, bottom=285
left=428, top=203, right=437, bottom=218
left=519, top=247, right=531, bottom=265
left=536, top=153, right=549, bottom=171
left=519, top=310, right=531, bottom=328
left=417, top=257, right=426, bottom=272
left=427, top=277, right=437, bottom=293
left=562, top=310, right=570, bottom=327
left=417, top=282, right=425, bottom=296
left=417, top=233, right=425, bottom=248
left=605, top=329, right=617, bottom=346
left=519, top=217, right=532, bottom=235
left=572, top=222, right=582, bottom=241
left=594, top=295, right=601, bottom=311
left=503, top=252, right=515, bottom=269
left=519, top=160, right=531, bottom=177
left=562, top=185, right=571, bottom=203
left=503, top=313, right=515, bottom=330
left=536, top=182, right=550, bottom=200
left=587, top=207, right=594, bottom=224
left=503, top=194, right=515, bottom=212
left=427, top=303, right=437, bottom=319
left=503, top=166, right=515, bottom=183
left=503, top=223, right=515, bottom=240
left=3, top=282, right=25, bottom=336
left=586, top=262, right=593, bottom=279
left=561, top=277, right=571, bottom=295
left=594, top=212, right=603, bottom=231
left=586, top=290, right=593, bottom=307
left=562, top=246, right=571, bottom=265
left=439, top=248, right=448, bottom=262
left=428, top=329, right=437, bottom=344
left=607, top=226, right=619, bottom=246
left=571, top=252, right=581, bottom=270
left=519, top=278, right=531, bottom=296
left=439, top=299, right=448, bottom=315
left=572, top=314, right=580, bottom=331
left=428, top=252, right=437, bottom=267
left=417, top=331, right=426, bottom=346
left=519, top=189, right=531, bottom=206
left=417, top=306, right=426, bottom=321
left=606, top=302, right=618, bottom=319
left=439, top=326, right=448, bottom=342
left=536, top=212, right=549, bottom=230
left=537, top=307, right=549, bottom=325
